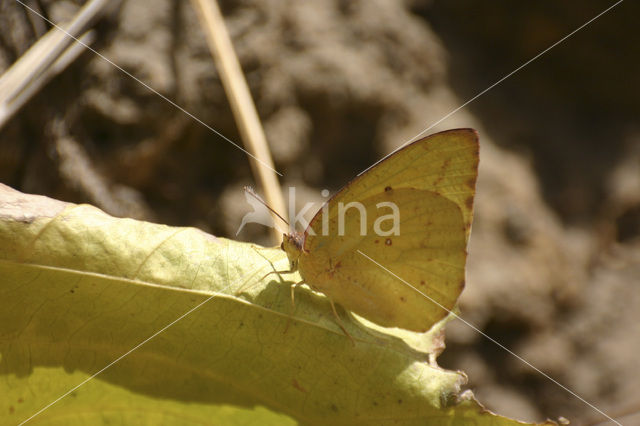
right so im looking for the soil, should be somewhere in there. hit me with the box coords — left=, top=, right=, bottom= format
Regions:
left=1, top=0, right=639, bottom=424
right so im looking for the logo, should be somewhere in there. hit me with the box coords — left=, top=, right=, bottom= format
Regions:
left=235, top=189, right=277, bottom=236
left=236, top=187, right=400, bottom=237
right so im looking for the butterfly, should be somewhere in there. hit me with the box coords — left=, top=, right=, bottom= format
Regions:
left=280, top=129, right=479, bottom=332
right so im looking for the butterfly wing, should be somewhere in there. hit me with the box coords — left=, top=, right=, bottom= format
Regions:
left=314, top=128, right=478, bottom=239
left=298, top=129, right=478, bottom=331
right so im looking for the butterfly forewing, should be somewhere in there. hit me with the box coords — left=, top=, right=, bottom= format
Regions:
left=309, top=129, right=478, bottom=241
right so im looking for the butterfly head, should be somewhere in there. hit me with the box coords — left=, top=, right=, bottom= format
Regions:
left=281, top=232, right=305, bottom=271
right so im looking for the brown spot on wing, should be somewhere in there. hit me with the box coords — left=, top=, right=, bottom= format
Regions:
left=465, top=195, right=474, bottom=210
left=384, top=186, right=392, bottom=192
left=465, top=175, right=477, bottom=189
left=385, top=238, right=392, bottom=246
left=292, top=379, right=307, bottom=393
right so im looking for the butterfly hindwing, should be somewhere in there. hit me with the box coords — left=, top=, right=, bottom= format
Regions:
left=300, top=188, right=466, bottom=331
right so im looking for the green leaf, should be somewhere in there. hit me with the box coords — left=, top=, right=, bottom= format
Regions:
left=0, top=184, right=555, bottom=425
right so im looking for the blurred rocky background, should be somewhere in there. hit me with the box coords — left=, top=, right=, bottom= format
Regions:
left=1, top=0, right=639, bottom=424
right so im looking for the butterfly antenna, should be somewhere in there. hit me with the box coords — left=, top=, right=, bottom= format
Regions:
left=244, top=186, right=289, bottom=226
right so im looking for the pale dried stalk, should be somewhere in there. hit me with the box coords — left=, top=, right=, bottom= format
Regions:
left=0, top=0, right=110, bottom=129
left=190, top=0, right=287, bottom=244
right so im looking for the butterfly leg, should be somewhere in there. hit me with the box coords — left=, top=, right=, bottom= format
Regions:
left=236, top=247, right=295, bottom=296
left=290, top=280, right=300, bottom=310
left=255, top=246, right=297, bottom=280
left=329, top=299, right=355, bottom=346
left=283, top=279, right=305, bottom=334
left=260, top=268, right=296, bottom=282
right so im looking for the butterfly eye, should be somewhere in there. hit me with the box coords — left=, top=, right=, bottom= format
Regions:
left=280, top=241, right=284, bottom=250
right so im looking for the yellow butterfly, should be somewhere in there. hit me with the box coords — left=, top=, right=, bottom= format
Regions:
left=281, top=129, right=479, bottom=332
